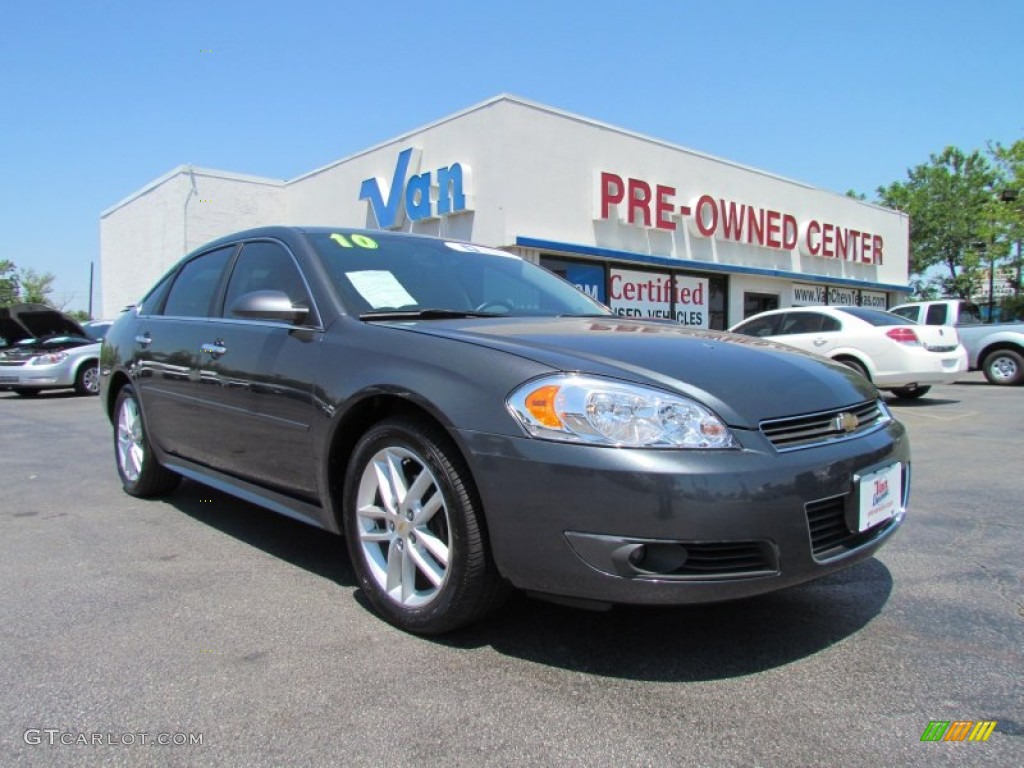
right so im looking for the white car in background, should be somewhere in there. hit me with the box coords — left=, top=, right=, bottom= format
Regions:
left=730, top=306, right=967, bottom=400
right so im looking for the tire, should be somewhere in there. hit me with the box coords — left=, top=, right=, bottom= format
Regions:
left=74, top=361, right=101, bottom=396
left=343, top=416, right=506, bottom=634
left=982, top=348, right=1024, bottom=386
left=838, top=358, right=870, bottom=381
left=113, top=385, right=180, bottom=497
left=889, top=385, right=931, bottom=400
left=13, top=388, right=40, bottom=397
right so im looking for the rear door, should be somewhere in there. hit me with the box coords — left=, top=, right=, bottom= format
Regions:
left=769, top=311, right=843, bottom=355
left=132, top=246, right=235, bottom=459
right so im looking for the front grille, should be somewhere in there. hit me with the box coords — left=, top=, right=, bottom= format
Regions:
left=674, top=542, right=775, bottom=577
left=760, top=400, right=886, bottom=451
left=634, top=540, right=777, bottom=580
left=805, top=495, right=895, bottom=560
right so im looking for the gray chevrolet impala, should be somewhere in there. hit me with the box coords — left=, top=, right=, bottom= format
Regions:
left=100, top=227, right=909, bottom=634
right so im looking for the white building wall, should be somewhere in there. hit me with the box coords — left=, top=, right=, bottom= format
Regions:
left=100, top=96, right=911, bottom=321
left=489, top=99, right=908, bottom=288
left=100, top=167, right=285, bottom=316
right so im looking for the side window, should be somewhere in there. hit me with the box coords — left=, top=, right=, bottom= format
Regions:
left=223, top=241, right=313, bottom=320
left=136, top=272, right=174, bottom=316
left=925, top=304, right=947, bottom=325
left=733, top=315, right=781, bottom=337
left=162, top=247, right=234, bottom=318
left=890, top=306, right=918, bottom=322
left=779, top=313, right=825, bottom=335
left=820, top=315, right=841, bottom=332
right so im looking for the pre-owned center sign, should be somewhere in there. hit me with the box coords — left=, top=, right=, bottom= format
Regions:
left=596, top=171, right=885, bottom=265
left=609, top=268, right=708, bottom=327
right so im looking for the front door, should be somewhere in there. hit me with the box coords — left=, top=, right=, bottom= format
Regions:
left=192, top=240, right=321, bottom=498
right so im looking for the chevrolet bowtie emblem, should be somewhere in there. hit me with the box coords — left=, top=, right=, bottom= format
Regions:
left=834, top=412, right=859, bottom=433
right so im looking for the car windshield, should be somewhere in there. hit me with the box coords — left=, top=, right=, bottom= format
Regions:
left=83, top=322, right=111, bottom=341
left=835, top=307, right=914, bottom=326
left=309, top=232, right=610, bottom=318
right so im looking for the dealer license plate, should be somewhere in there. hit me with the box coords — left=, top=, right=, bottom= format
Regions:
left=856, top=463, right=902, bottom=531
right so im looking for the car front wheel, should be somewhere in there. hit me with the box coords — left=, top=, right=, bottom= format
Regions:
left=75, top=362, right=101, bottom=395
left=114, top=385, right=180, bottom=497
left=343, top=416, right=505, bottom=634
left=982, top=349, right=1024, bottom=386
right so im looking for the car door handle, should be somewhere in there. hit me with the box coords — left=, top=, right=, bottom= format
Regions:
left=135, top=334, right=152, bottom=347
left=813, top=338, right=827, bottom=346
left=200, top=342, right=227, bottom=358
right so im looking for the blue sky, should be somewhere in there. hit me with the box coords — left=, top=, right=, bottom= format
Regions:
left=2, top=0, right=1021, bottom=313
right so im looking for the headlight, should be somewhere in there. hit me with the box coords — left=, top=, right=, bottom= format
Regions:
left=507, top=375, right=736, bottom=449
left=29, top=352, right=68, bottom=365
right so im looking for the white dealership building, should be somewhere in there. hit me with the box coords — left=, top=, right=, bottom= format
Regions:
left=100, top=95, right=910, bottom=326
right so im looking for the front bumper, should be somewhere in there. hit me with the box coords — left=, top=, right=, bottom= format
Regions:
left=0, top=360, right=77, bottom=389
left=459, top=418, right=909, bottom=606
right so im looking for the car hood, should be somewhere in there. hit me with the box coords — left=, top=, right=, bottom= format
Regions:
left=380, top=316, right=878, bottom=427
left=0, top=304, right=87, bottom=347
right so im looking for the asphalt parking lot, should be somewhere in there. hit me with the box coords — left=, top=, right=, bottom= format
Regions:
left=1, top=374, right=1021, bottom=767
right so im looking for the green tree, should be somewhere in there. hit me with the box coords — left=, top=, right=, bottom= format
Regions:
left=16, top=268, right=57, bottom=305
left=0, top=259, right=19, bottom=306
left=877, top=147, right=998, bottom=299
left=990, top=139, right=1024, bottom=300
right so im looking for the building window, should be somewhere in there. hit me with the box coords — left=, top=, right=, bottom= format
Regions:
left=743, top=292, right=779, bottom=319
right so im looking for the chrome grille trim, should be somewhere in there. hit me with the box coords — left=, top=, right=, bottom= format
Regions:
left=760, top=399, right=888, bottom=451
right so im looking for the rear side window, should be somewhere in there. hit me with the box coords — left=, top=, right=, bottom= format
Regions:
left=778, top=313, right=830, bottom=335
left=162, top=247, right=234, bottom=318
left=889, top=306, right=918, bottom=322
left=836, top=307, right=908, bottom=326
left=925, top=304, right=948, bottom=325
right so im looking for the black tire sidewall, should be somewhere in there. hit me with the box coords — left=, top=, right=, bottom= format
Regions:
left=343, top=418, right=483, bottom=634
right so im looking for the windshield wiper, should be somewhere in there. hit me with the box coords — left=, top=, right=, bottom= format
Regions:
left=359, top=308, right=498, bottom=321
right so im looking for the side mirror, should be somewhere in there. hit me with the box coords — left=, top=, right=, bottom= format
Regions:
left=229, top=290, right=309, bottom=325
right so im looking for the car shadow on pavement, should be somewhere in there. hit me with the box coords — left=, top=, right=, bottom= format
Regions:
left=885, top=396, right=960, bottom=408
left=170, top=479, right=357, bottom=588
left=164, top=479, right=892, bottom=683
left=440, top=559, right=893, bottom=682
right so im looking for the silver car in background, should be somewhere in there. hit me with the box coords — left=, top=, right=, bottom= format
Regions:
left=0, top=304, right=103, bottom=397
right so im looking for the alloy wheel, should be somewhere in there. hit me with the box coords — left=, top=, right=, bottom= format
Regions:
left=116, top=396, right=145, bottom=483
left=355, top=446, right=451, bottom=608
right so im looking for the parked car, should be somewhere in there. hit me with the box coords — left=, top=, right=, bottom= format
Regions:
left=890, top=299, right=1024, bottom=386
left=729, top=306, right=966, bottom=400
left=100, top=227, right=909, bottom=634
left=0, top=304, right=102, bottom=396
left=81, top=320, right=114, bottom=342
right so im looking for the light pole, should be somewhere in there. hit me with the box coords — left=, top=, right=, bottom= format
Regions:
left=1000, top=188, right=1021, bottom=302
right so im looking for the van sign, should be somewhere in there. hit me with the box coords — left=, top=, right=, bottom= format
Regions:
left=359, top=148, right=471, bottom=228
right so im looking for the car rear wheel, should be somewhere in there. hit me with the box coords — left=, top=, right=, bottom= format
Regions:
left=74, top=362, right=101, bottom=396
left=982, top=349, right=1024, bottom=386
left=889, top=385, right=931, bottom=400
left=13, top=388, right=40, bottom=397
left=343, top=416, right=506, bottom=634
left=114, top=385, right=180, bottom=497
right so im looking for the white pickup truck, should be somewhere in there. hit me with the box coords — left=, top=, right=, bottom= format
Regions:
left=890, top=299, right=1024, bottom=385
